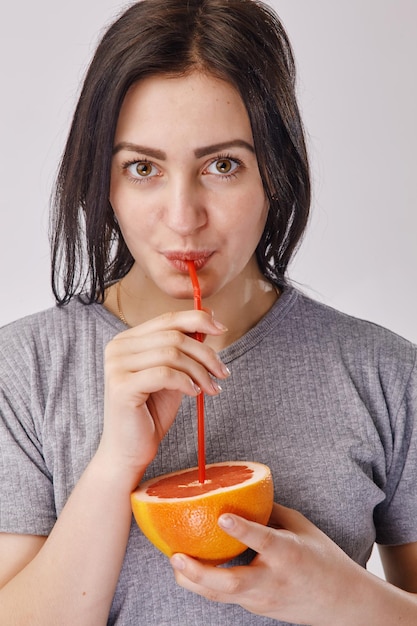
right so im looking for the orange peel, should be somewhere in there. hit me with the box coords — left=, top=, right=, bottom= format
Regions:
left=131, top=461, right=274, bottom=564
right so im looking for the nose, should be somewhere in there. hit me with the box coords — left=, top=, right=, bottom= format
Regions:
left=164, top=176, right=207, bottom=236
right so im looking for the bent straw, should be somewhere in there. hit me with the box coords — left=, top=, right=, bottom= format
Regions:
left=186, top=261, right=206, bottom=484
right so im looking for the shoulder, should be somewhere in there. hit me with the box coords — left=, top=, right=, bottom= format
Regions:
left=293, top=288, right=416, bottom=355
left=289, top=287, right=417, bottom=403
left=256, top=284, right=415, bottom=371
left=0, top=300, right=82, bottom=355
left=0, top=298, right=123, bottom=378
left=0, top=297, right=123, bottom=339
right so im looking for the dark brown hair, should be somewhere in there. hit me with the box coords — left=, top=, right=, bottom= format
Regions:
left=51, top=0, right=310, bottom=304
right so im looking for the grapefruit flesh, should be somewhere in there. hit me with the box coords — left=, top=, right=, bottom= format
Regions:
left=131, top=461, right=274, bottom=564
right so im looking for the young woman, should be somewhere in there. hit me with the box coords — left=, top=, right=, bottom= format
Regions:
left=1, top=1, right=416, bottom=624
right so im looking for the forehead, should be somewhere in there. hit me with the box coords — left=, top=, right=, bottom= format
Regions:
left=114, top=71, right=254, bottom=149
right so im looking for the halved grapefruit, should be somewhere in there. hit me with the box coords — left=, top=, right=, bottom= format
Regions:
left=131, top=461, right=274, bottom=565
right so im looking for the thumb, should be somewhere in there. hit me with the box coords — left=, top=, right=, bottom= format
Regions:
left=217, top=504, right=315, bottom=555
left=268, top=502, right=313, bottom=533
left=217, top=513, right=277, bottom=555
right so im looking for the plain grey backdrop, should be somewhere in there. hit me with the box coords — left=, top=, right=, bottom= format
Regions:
left=1, top=0, right=416, bottom=578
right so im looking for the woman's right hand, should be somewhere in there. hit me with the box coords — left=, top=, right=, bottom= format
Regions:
left=97, top=309, right=230, bottom=487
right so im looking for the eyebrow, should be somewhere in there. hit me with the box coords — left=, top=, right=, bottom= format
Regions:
left=112, top=139, right=255, bottom=159
left=194, top=140, right=255, bottom=158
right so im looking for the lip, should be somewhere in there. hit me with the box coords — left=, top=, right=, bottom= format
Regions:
left=163, top=250, right=213, bottom=272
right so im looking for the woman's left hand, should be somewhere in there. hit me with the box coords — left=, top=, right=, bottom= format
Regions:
left=170, top=503, right=379, bottom=625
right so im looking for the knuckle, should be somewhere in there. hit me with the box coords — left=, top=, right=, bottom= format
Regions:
left=204, top=589, right=224, bottom=603
left=256, top=526, right=276, bottom=554
left=168, top=329, right=186, bottom=346
left=188, top=567, right=205, bottom=586
left=104, top=354, right=120, bottom=377
left=164, top=345, right=182, bottom=362
left=104, top=334, right=128, bottom=362
left=281, top=532, right=304, bottom=568
left=159, top=310, right=177, bottom=326
left=223, top=572, right=242, bottom=595
left=155, top=365, right=174, bottom=381
left=104, top=341, right=117, bottom=360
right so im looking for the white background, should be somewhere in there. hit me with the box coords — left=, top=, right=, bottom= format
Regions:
left=1, top=1, right=416, bottom=578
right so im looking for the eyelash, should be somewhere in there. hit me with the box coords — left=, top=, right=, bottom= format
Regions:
left=120, top=154, right=243, bottom=184
left=206, top=153, right=243, bottom=180
left=121, top=159, right=159, bottom=185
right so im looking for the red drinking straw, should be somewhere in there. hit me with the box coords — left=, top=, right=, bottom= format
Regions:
left=186, top=261, right=206, bottom=484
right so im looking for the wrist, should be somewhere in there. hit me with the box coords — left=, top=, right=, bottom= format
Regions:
left=90, top=445, right=148, bottom=495
left=320, top=563, right=417, bottom=626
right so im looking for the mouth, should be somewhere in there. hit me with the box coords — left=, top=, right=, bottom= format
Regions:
left=164, top=251, right=213, bottom=272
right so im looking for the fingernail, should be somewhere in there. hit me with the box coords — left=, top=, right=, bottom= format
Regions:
left=171, top=554, right=185, bottom=571
left=211, top=380, right=222, bottom=394
left=220, top=363, right=231, bottom=377
left=218, top=514, right=235, bottom=530
left=191, top=380, right=201, bottom=394
left=212, top=318, right=228, bottom=332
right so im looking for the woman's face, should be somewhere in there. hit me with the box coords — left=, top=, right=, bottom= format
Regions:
left=110, top=71, right=269, bottom=300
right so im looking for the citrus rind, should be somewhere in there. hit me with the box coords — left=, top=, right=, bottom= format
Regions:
left=131, top=461, right=274, bottom=564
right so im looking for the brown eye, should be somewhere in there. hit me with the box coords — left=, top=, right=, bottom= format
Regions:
left=205, top=157, right=240, bottom=178
left=136, top=162, right=153, bottom=177
left=125, top=160, right=159, bottom=180
left=216, top=159, right=232, bottom=174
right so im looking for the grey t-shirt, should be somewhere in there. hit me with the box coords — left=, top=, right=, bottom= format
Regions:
left=1, top=286, right=416, bottom=625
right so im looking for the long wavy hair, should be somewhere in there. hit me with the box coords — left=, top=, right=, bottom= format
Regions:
left=51, top=0, right=310, bottom=304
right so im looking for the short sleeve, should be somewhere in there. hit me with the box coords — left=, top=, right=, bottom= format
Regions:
left=0, top=328, right=56, bottom=536
left=374, top=350, right=417, bottom=545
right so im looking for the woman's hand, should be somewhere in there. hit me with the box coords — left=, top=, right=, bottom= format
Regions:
left=97, top=309, right=229, bottom=486
left=170, top=503, right=392, bottom=626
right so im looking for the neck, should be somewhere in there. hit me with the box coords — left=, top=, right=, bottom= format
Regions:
left=105, top=266, right=279, bottom=351
left=203, top=276, right=279, bottom=350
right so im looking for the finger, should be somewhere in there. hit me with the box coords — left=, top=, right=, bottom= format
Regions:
left=218, top=507, right=320, bottom=557
left=216, top=514, right=278, bottom=556
left=191, top=307, right=217, bottom=342
left=170, top=554, right=251, bottom=603
left=108, top=329, right=230, bottom=382
left=108, top=365, right=203, bottom=402
left=106, top=335, right=229, bottom=396
left=118, top=309, right=227, bottom=339
left=113, top=349, right=221, bottom=396
left=268, top=503, right=319, bottom=534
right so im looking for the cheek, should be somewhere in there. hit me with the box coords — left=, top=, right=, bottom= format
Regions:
left=109, top=176, right=123, bottom=219
left=225, top=196, right=269, bottom=257
left=234, top=193, right=269, bottom=237
left=109, top=181, right=153, bottom=230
